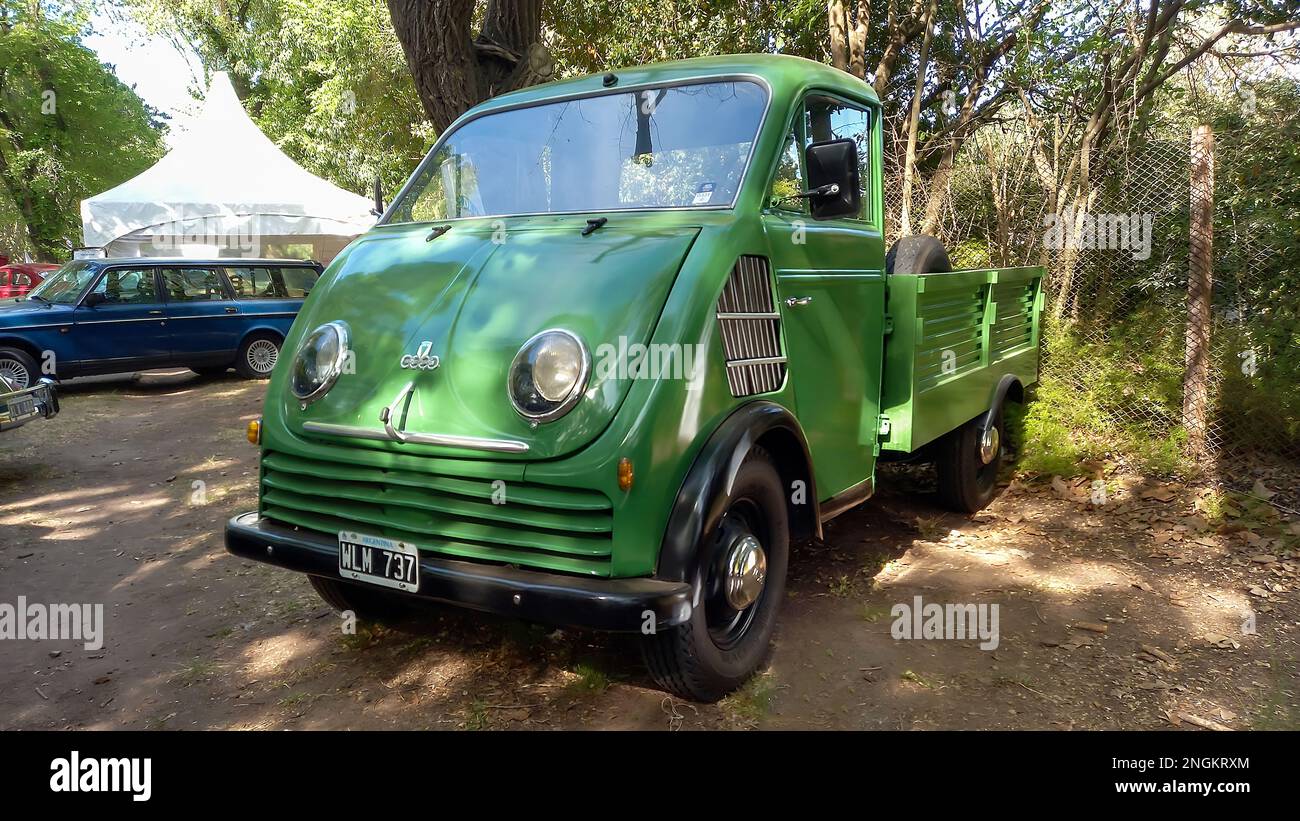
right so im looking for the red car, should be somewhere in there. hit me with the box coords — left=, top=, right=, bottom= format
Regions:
left=0, top=263, right=59, bottom=299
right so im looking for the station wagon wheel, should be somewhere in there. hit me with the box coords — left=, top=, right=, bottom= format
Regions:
left=0, top=347, right=37, bottom=390
left=642, top=447, right=789, bottom=702
left=235, top=334, right=281, bottom=379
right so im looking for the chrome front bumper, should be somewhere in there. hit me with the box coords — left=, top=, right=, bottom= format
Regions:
left=0, top=378, right=59, bottom=432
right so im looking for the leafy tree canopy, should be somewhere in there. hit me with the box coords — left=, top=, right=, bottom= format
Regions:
left=0, top=0, right=164, bottom=260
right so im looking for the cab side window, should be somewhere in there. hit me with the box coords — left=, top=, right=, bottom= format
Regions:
left=89, top=268, right=158, bottom=304
left=163, top=268, right=227, bottom=302
left=804, top=96, right=872, bottom=222
left=768, top=127, right=808, bottom=215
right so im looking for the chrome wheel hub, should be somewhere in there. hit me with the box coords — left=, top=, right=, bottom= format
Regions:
left=979, top=425, right=1001, bottom=465
left=0, top=359, right=30, bottom=389
left=724, top=535, right=767, bottom=610
left=247, top=340, right=279, bottom=373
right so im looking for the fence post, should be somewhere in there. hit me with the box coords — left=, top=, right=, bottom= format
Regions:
left=1184, top=124, right=1214, bottom=459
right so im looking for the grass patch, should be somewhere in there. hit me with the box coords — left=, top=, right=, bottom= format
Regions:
left=913, top=515, right=947, bottom=541
left=827, top=575, right=855, bottom=598
left=277, top=691, right=312, bottom=709
left=900, top=669, right=935, bottom=688
left=859, top=603, right=892, bottom=623
left=168, top=658, right=220, bottom=687
left=721, top=673, right=779, bottom=725
left=567, top=662, right=610, bottom=695
left=338, top=622, right=388, bottom=651
left=463, top=699, right=490, bottom=730
left=1019, top=317, right=1194, bottom=478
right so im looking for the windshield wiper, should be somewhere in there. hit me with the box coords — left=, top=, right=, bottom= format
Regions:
left=29, top=294, right=50, bottom=304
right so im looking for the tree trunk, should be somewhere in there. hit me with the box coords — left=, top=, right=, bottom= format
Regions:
left=1183, top=124, right=1214, bottom=459
left=897, top=1, right=934, bottom=236
left=387, top=0, right=552, bottom=134
left=828, top=1, right=850, bottom=71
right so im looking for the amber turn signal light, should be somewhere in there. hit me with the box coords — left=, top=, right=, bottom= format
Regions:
left=246, top=419, right=261, bottom=445
left=617, top=457, right=634, bottom=491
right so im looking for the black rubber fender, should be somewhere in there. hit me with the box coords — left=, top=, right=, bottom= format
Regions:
left=656, top=401, right=818, bottom=585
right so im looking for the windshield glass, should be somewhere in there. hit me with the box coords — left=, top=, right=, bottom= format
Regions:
left=25, top=262, right=97, bottom=304
left=386, top=80, right=767, bottom=223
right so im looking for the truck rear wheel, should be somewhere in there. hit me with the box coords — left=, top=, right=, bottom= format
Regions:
left=641, top=448, right=789, bottom=702
left=308, top=575, right=409, bottom=621
left=937, top=408, right=1005, bottom=513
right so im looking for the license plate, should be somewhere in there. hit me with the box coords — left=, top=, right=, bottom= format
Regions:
left=8, top=397, right=34, bottom=419
left=338, top=531, right=420, bottom=592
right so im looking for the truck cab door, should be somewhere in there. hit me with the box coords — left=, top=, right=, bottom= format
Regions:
left=761, top=94, right=887, bottom=502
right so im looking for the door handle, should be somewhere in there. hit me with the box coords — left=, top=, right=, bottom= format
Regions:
left=148, top=310, right=164, bottom=315
left=784, top=296, right=813, bottom=307
left=225, top=307, right=238, bottom=314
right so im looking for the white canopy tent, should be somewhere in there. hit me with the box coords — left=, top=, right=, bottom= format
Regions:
left=81, top=72, right=375, bottom=263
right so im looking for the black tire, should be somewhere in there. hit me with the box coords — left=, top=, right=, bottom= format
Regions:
left=642, top=447, right=790, bottom=702
left=308, top=575, right=409, bottom=621
left=936, top=407, right=1005, bottom=513
left=885, top=235, right=952, bottom=275
left=0, top=346, right=40, bottom=389
left=190, top=365, right=230, bottom=377
left=234, top=333, right=281, bottom=379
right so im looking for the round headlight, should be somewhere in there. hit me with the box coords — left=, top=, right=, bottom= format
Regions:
left=291, top=321, right=349, bottom=403
left=508, top=329, right=589, bottom=422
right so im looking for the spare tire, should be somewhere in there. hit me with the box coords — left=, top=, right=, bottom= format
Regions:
left=885, top=235, right=952, bottom=274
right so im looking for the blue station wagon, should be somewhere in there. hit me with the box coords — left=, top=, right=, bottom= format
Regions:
left=0, top=259, right=322, bottom=389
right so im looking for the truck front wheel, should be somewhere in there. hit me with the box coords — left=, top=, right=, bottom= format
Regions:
left=642, top=448, right=789, bottom=702
left=307, top=575, right=409, bottom=621
left=936, top=408, right=1005, bottom=513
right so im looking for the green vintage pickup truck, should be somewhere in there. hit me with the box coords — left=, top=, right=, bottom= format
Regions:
left=226, top=54, right=1043, bottom=701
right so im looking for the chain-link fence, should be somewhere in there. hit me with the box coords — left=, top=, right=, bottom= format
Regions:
left=883, top=120, right=1296, bottom=467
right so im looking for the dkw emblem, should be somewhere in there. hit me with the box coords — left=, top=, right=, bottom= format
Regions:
left=399, top=341, right=440, bottom=371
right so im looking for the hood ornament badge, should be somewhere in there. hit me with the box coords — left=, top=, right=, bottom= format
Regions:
left=400, top=341, right=440, bottom=371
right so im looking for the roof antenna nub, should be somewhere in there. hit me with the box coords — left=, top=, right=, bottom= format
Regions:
left=602, top=73, right=618, bottom=87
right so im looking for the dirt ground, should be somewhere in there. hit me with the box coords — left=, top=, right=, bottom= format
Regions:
left=2, top=372, right=1296, bottom=730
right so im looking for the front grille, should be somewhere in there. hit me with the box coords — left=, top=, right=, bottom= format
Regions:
left=259, top=450, right=613, bottom=577
left=716, top=255, right=785, bottom=396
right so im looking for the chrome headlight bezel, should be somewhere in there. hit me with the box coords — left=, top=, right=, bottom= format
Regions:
left=290, top=321, right=350, bottom=404
left=507, top=329, right=590, bottom=423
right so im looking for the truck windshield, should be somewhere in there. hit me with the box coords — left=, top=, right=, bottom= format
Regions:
left=385, top=79, right=767, bottom=223
left=23, top=262, right=97, bottom=304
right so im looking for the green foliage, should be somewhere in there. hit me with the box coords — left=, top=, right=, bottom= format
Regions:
left=0, top=1, right=164, bottom=259
left=129, top=0, right=428, bottom=196
left=720, top=672, right=778, bottom=724
left=1020, top=317, right=1194, bottom=477
left=547, top=0, right=825, bottom=76
left=567, top=662, right=609, bottom=694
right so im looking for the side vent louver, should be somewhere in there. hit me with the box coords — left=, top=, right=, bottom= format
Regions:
left=716, top=255, right=786, bottom=397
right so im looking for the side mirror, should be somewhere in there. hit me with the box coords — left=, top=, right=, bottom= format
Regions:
left=804, top=138, right=861, bottom=220
left=371, top=178, right=385, bottom=217
left=83, top=291, right=106, bottom=308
